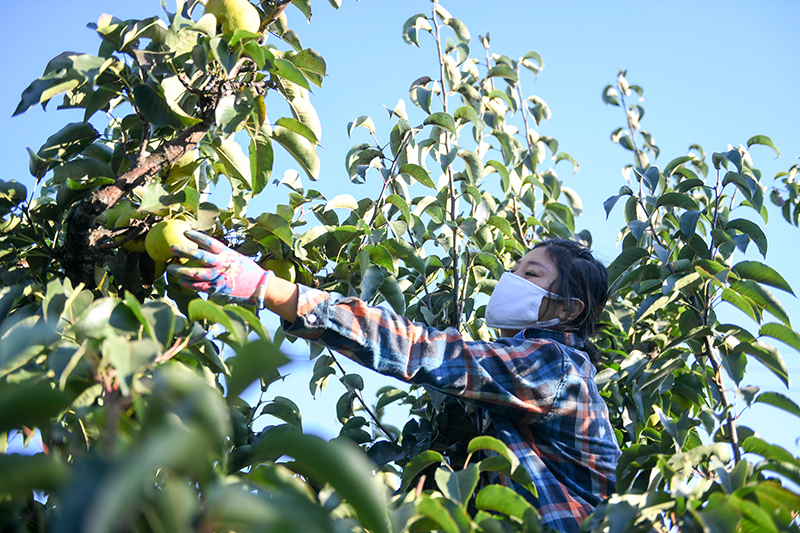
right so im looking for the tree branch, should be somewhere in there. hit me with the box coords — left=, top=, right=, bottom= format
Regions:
left=61, top=120, right=212, bottom=285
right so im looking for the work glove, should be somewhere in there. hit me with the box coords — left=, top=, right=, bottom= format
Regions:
left=167, top=230, right=274, bottom=308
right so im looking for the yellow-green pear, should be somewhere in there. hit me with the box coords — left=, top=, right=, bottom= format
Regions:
left=204, top=0, right=260, bottom=35
left=145, top=219, right=197, bottom=263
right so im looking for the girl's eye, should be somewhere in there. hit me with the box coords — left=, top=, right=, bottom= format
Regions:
left=525, top=271, right=536, bottom=277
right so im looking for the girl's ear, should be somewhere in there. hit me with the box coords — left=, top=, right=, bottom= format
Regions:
left=559, top=299, right=584, bottom=323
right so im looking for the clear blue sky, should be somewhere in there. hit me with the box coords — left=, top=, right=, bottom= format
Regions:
left=2, top=1, right=798, bottom=452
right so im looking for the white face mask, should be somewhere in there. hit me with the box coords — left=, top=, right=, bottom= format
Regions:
left=485, top=272, right=573, bottom=330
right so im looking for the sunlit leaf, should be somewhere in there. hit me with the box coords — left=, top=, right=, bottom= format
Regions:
left=759, top=322, right=800, bottom=354
left=271, top=124, right=320, bottom=180
left=400, top=449, right=444, bottom=490
left=747, top=135, right=780, bottom=158
left=424, top=112, right=457, bottom=135
left=732, top=261, right=794, bottom=295
left=399, top=163, right=435, bottom=188
left=754, top=392, right=800, bottom=419
left=486, top=65, right=518, bottom=84
left=435, top=465, right=479, bottom=506
left=475, top=484, right=536, bottom=520
left=608, top=247, right=649, bottom=286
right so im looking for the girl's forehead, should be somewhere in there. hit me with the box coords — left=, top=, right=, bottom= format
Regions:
left=518, top=247, right=555, bottom=269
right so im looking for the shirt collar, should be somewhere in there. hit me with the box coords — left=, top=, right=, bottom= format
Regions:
left=514, top=327, right=584, bottom=349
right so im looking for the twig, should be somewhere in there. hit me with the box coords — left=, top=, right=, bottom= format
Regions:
left=330, top=352, right=398, bottom=445
left=432, top=2, right=460, bottom=329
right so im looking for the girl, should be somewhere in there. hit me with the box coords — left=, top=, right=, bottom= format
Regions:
left=169, top=234, right=620, bottom=532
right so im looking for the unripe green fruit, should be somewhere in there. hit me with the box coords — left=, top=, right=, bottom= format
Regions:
left=103, top=199, right=134, bottom=228
left=115, top=211, right=148, bottom=253
left=145, top=219, right=197, bottom=263
left=204, top=0, right=260, bottom=35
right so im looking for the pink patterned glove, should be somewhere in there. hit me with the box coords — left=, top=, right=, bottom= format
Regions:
left=167, top=230, right=274, bottom=308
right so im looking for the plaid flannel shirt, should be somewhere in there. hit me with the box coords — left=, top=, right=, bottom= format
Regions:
left=285, top=285, right=620, bottom=532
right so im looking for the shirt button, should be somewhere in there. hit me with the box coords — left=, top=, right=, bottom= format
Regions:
left=307, top=314, right=317, bottom=324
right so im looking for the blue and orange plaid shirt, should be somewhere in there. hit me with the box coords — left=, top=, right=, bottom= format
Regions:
left=285, top=285, right=620, bottom=532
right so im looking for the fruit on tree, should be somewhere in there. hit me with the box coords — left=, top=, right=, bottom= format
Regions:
left=145, top=219, right=197, bottom=263
left=99, top=199, right=134, bottom=227
left=204, top=0, right=260, bottom=35
left=263, top=258, right=296, bottom=283
left=114, top=210, right=148, bottom=253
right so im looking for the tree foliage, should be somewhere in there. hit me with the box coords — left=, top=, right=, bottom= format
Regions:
left=1, top=1, right=799, bottom=532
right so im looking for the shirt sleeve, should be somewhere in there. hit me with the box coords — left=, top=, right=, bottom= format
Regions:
left=283, top=285, right=570, bottom=424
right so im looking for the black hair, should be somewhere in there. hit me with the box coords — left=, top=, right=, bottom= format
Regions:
left=532, top=239, right=609, bottom=364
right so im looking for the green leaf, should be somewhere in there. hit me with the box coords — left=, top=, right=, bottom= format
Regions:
left=399, top=163, right=435, bottom=188
left=36, top=122, right=99, bottom=168
left=255, top=213, right=293, bottom=246
left=423, top=112, right=457, bottom=135
left=188, top=299, right=242, bottom=345
left=261, top=396, right=302, bottom=430
left=132, top=83, right=183, bottom=129
left=276, top=117, right=319, bottom=145
left=726, top=218, right=768, bottom=257
left=608, top=247, right=649, bottom=286
left=0, top=453, right=69, bottom=497
left=680, top=210, right=702, bottom=238
left=271, top=125, right=320, bottom=181
left=458, top=150, right=484, bottom=183
left=734, top=341, right=789, bottom=388
left=754, top=392, right=800, bottom=419
left=747, top=135, right=780, bottom=158
left=402, top=13, right=432, bottom=47
left=381, top=239, right=425, bottom=273
left=730, top=280, right=791, bottom=327
left=741, top=436, right=796, bottom=464
left=475, top=485, right=536, bottom=520
left=656, top=192, right=700, bottom=211
left=210, top=136, right=252, bottom=190
left=360, top=265, right=385, bottom=302
left=694, top=493, right=742, bottom=533
left=249, top=129, right=273, bottom=196
left=486, top=65, right=518, bottom=84
left=443, top=17, right=470, bottom=44
left=227, top=340, right=289, bottom=401
left=0, top=318, right=50, bottom=380
left=271, top=57, right=310, bottom=90
left=477, top=455, right=537, bottom=496
left=385, top=194, right=411, bottom=223
left=732, top=261, right=794, bottom=295
left=759, top=322, right=800, bottom=354
left=253, top=428, right=389, bottom=533
left=285, top=49, right=327, bottom=87
left=324, top=193, right=358, bottom=212
left=0, top=380, right=71, bottom=434
left=663, top=155, right=695, bottom=176
left=376, top=388, right=407, bottom=411
left=215, top=93, right=253, bottom=134
left=401, top=450, right=444, bottom=490
left=415, top=496, right=460, bottom=533
left=347, top=115, right=376, bottom=136
left=468, top=436, right=519, bottom=472
left=722, top=288, right=759, bottom=323
left=435, top=465, right=479, bottom=506
left=378, top=275, right=406, bottom=314
left=453, top=105, right=485, bottom=132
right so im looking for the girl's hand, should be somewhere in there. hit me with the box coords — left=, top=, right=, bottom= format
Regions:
left=167, top=230, right=273, bottom=307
